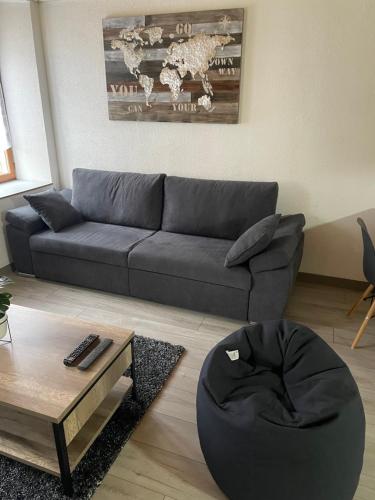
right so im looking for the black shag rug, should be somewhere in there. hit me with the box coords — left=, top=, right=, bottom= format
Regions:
left=0, top=335, right=185, bottom=500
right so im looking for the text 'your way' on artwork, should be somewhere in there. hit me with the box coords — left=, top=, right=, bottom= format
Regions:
left=103, top=8, right=244, bottom=124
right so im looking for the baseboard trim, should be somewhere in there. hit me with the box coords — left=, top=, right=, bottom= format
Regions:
left=0, top=264, right=13, bottom=274
left=298, top=272, right=366, bottom=291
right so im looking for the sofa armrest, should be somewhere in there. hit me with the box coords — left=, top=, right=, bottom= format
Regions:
left=248, top=235, right=304, bottom=321
left=249, top=214, right=305, bottom=273
left=5, top=188, right=73, bottom=235
left=5, top=188, right=73, bottom=274
left=5, top=205, right=47, bottom=235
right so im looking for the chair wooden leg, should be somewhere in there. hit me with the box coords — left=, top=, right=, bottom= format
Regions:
left=347, top=284, right=374, bottom=317
left=351, top=298, right=375, bottom=349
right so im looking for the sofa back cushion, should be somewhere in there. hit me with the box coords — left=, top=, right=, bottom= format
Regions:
left=72, top=168, right=166, bottom=229
left=162, top=176, right=279, bottom=240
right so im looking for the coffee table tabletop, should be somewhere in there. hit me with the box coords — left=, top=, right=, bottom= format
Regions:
left=0, top=305, right=134, bottom=423
left=0, top=305, right=135, bottom=496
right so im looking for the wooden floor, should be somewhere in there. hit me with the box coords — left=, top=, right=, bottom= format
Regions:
left=3, top=270, right=375, bottom=500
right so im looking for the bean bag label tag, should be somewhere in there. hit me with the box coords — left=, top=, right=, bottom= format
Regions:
left=226, top=349, right=239, bottom=361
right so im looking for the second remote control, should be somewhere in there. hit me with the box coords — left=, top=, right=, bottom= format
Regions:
left=64, top=334, right=99, bottom=366
left=78, top=338, right=113, bottom=370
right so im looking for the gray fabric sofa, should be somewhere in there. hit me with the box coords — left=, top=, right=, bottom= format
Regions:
left=5, top=168, right=305, bottom=321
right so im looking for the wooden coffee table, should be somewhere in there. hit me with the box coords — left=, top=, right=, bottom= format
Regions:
left=0, top=305, right=135, bottom=496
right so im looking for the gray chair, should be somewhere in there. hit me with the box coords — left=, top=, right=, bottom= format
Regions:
left=347, top=217, right=375, bottom=348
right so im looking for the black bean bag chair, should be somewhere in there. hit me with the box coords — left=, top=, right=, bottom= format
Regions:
left=197, top=321, right=365, bottom=500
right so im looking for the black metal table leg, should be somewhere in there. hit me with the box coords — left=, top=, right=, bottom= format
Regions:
left=53, top=422, right=74, bottom=497
left=130, top=337, right=138, bottom=402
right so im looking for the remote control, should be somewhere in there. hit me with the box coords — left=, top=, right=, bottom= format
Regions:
left=77, top=338, right=113, bottom=370
left=63, top=334, right=100, bottom=366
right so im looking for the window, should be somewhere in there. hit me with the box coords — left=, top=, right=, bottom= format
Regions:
left=0, top=79, right=15, bottom=183
left=0, top=148, right=15, bottom=183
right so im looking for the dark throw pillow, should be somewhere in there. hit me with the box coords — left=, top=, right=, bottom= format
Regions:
left=24, top=190, right=82, bottom=232
left=224, top=214, right=281, bottom=268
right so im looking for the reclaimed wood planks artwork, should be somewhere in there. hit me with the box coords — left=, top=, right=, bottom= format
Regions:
left=103, top=8, right=244, bottom=124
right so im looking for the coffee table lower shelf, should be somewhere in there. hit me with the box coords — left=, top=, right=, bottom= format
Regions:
left=0, top=378, right=132, bottom=489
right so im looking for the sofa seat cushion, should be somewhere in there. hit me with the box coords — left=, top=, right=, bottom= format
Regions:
left=30, top=222, right=154, bottom=267
left=128, top=231, right=251, bottom=290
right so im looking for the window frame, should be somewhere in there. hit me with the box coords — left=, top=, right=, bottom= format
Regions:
left=0, top=147, right=16, bottom=183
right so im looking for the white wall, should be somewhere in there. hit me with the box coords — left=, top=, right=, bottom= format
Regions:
left=0, top=1, right=57, bottom=269
left=0, top=1, right=54, bottom=183
left=37, top=0, right=375, bottom=281
left=3, top=0, right=375, bottom=280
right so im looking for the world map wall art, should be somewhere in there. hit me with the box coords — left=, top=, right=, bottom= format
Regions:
left=103, top=8, right=244, bottom=124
